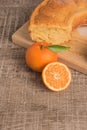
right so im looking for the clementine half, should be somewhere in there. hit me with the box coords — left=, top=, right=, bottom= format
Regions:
left=25, top=42, right=58, bottom=72
left=42, top=62, right=71, bottom=91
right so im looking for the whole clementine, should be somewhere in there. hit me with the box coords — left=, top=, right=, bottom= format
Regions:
left=25, top=42, right=58, bottom=72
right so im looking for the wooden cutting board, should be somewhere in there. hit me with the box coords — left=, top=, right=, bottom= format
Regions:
left=12, top=21, right=87, bottom=74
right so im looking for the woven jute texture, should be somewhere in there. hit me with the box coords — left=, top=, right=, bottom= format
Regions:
left=0, top=0, right=87, bottom=130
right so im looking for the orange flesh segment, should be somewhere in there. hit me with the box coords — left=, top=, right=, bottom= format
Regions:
left=44, top=63, right=71, bottom=90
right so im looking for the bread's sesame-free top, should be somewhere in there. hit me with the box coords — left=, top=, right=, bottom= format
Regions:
left=29, top=0, right=87, bottom=44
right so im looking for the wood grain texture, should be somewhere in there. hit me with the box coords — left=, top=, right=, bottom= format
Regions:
left=0, top=0, right=87, bottom=130
left=12, top=22, right=87, bottom=74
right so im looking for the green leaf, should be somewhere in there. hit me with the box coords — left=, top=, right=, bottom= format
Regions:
left=47, top=45, right=70, bottom=52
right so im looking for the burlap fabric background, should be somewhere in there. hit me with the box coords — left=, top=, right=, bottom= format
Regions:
left=0, top=0, right=87, bottom=130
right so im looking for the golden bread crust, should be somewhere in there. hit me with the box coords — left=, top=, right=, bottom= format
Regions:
left=30, top=0, right=87, bottom=27
left=29, top=0, right=87, bottom=44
